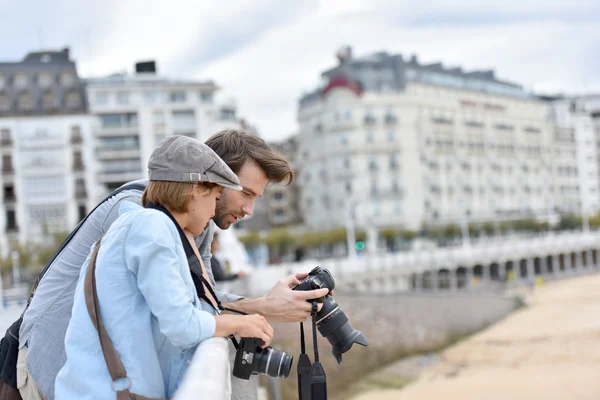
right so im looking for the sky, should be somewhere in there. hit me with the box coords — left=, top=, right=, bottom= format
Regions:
left=0, top=0, right=599, bottom=141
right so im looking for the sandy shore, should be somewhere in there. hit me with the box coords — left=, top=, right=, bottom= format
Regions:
left=355, top=273, right=600, bottom=400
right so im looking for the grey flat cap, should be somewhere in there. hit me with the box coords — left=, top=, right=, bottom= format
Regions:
left=148, top=135, right=242, bottom=191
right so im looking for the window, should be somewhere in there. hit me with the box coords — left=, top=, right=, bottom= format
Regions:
left=116, top=92, right=129, bottom=105
left=199, top=92, right=213, bottom=103
left=95, top=92, right=108, bottom=105
left=390, top=154, right=399, bottom=170
left=3, top=185, right=15, bottom=201
left=341, top=132, right=348, bottom=145
left=38, top=72, right=53, bottom=89
left=345, top=109, right=352, bottom=120
left=60, top=72, right=76, bottom=87
left=369, top=156, right=378, bottom=171
left=169, top=91, right=186, bottom=103
left=42, top=93, right=59, bottom=111
left=99, top=136, right=139, bottom=151
left=6, top=210, right=17, bottom=231
left=17, top=94, right=34, bottom=111
left=370, top=182, right=378, bottom=197
left=387, top=131, right=395, bottom=142
left=0, top=96, right=9, bottom=112
left=65, top=92, right=82, bottom=109
left=71, top=125, right=82, bottom=144
left=273, top=192, right=284, bottom=201
left=102, top=159, right=142, bottom=174
left=172, top=110, right=196, bottom=132
left=343, top=157, right=350, bottom=169
left=99, top=113, right=138, bottom=128
left=0, top=74, right=5, bottom=90
left=345, top=182, right=352, bottom=194
left=367, top=131, right=374, bottom=143
left=73, top=151, right=84, bottom=171
left=22, top=177, right=66, bottom=198
left=13, top=73, right=28, bottom=90
left=75, top=179, right=87, bottom=199
left=153, top=111, right=165, bottom=127
left=78, top=205, right=87, bottom=222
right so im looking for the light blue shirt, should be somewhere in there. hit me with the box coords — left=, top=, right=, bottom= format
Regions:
left=55, top=201, right=217, bottom=400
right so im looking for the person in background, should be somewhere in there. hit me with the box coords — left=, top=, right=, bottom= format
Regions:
left=211, top=232, right=248, bottom=282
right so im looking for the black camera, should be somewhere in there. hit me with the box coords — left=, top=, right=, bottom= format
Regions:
left=232, top=338, right=294, bottom=380
left=293, top=267, right=368, bottom=364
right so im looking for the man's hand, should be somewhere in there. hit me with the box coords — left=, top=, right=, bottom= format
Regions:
left=260, top=273, right=330, bottom=323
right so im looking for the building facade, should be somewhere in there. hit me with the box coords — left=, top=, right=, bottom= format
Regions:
left=85, top=62, right=243, bottom=195
left=547, top=98, right=600, bottom=217
left=0, top=49, right=95, bottom=252
left=297, top=47, right=576, bottom=232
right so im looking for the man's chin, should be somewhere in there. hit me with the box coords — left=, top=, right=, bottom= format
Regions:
left=213, top=217, right=232, bottom=230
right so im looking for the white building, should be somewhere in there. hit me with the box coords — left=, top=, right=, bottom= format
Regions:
left=548, top=98, right=600, bottom=218
left=0, top=49, right=96, bottom=252
left=85, top=61, right=243, bottom=195
left=297, top=47, right=577, bottom=233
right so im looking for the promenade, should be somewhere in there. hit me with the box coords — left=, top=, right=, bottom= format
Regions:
left=356, top=273, right=600, bottom=400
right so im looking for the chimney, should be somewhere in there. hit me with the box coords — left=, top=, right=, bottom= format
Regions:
left=135, top=60, right=157, bottom=74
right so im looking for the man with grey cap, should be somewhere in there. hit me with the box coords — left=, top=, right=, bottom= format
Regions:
left=17, top=131, right=328, bottom=400
left=54, top=136, right=274, bottom=400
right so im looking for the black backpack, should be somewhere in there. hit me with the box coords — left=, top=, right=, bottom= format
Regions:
left=0, top=182, right=147, bottom=399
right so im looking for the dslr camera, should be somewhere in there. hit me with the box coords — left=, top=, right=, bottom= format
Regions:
left=232, top=338, right=294, bottom=380
left=293, top=266, right=368, bottom=364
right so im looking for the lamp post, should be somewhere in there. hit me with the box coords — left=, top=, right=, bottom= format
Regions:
left=345, top=200, right=357, bottom=259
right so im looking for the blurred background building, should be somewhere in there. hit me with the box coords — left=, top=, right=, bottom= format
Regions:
left=0, top=49, right=248, bottom=254
left=0, top=48, right=95, bottom=250
left=86, top=60, right=242, bottom=195
left=296, top=46, right=596, bottom=235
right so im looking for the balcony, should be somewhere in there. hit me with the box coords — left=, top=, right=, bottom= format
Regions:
left=385, top=114, right=398, bottom=126
left=3, top=194, right=16, bottom=204
left=364, top=115, right=376, bottom=126
left=94, top=125, right=139, bottom=137
left=2, top=168, right=14, bottom=177
left=96, top=146, right=141, bottom=160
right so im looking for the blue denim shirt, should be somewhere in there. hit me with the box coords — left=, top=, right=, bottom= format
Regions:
left=55, top=201, right=217, bottom=400
left=20, top=180, right=243, bottom=399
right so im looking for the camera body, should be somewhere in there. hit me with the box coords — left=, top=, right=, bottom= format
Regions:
left=293, top=266, right=368, bottom=364
left=232, top=338, right=293, bottom=380
left=293, top=266, right=335, bottom=297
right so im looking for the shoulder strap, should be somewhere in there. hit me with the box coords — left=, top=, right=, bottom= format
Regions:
left=84, top=237, right=129, bottom=383
left=84, top=238, right=164, bottom=400
left=25, top=181, right=148, bottom=312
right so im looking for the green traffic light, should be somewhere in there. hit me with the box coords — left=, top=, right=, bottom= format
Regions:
left=355, top=241, right=365, bottom=251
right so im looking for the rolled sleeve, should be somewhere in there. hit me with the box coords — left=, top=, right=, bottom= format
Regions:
left=125, top=212, right=216, bottom=349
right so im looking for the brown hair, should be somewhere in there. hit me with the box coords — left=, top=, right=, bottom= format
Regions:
left=205, top=129, right=294, bottom=185
left=142, top=181, right=218, bottom=213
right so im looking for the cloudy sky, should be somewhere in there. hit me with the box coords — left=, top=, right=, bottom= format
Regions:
left=1, top=0, right=598, bottom=141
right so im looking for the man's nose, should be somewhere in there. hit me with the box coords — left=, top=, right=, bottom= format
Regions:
left=242, top=200, right=254, bottom=217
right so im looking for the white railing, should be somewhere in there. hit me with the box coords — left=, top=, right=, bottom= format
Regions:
left=174, top=337, right=231, bottom=400
left=238, top=230, right=600, bottom=297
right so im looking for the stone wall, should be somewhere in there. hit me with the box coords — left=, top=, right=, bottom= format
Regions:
left=269, top=292, right=523, bottom=399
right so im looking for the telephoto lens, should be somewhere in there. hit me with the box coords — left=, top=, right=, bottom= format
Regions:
left=316, top=296, right=368, bottom=364
left=232, top=338, right=294, bottom=380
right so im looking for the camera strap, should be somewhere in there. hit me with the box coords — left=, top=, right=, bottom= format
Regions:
left=297, top=322, right=312, bottom=400
left=309, top=301, right=327, bottom=400
left=298, top=301, right=328, bottom=400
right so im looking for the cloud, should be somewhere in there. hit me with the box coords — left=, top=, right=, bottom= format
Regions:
left=0, top=0, right=598, bottom=141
